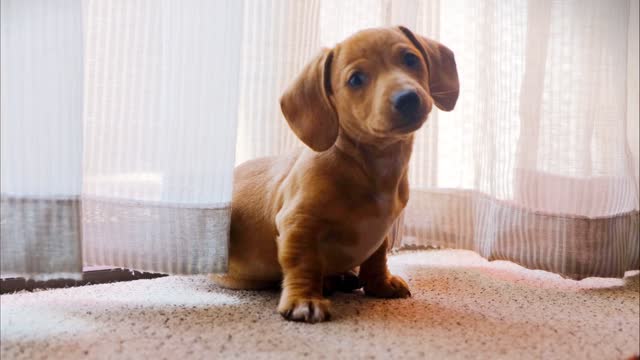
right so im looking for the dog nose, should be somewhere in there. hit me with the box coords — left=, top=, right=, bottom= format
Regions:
left=392, top=89, right=420, bottom=119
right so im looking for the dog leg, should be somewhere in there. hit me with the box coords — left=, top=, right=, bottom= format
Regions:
left=359, top=237, right=411, bottom=298
left=323, top=269, right=362, bottom=296
left=277, top=230, right=330, bottom=323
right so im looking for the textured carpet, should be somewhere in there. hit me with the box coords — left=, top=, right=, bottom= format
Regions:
left=1, top=250, right=639, bottom=360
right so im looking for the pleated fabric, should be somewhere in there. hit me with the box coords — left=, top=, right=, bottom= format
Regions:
left=402, top=190, right=638, bottom=279
left=79, top=0, right=242, bottom=274
left=1, top=0, right=85, bottom=280
left=1, top=0, right=243, bottom=278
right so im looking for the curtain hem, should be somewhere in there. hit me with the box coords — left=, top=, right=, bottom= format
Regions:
left=82, top=198, right=230, bottom=275
left=394, top=189, right=639, bottom=280
left=1, top=196, right=83, bottom=279
left=0, top=272, right=83, bottom=281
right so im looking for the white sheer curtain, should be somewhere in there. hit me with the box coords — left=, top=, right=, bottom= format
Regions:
left=2, top=0, right=638, bottom=280
left=400, top=0, right=639, bottom=278
left=1, top=0, right=84, bottom=279
left=235, top=0, right=639, bottom=279
left=1, top=0, right=242, bottom=279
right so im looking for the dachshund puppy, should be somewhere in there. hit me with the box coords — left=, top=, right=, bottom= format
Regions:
left=212, top=26, right=459, bottom=323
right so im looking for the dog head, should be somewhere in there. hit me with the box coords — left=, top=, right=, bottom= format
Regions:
left=281, top=26, right=459, bottom=151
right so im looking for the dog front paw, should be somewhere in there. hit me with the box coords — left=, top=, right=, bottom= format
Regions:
left=363, top=274, right=411, bottom=298
left=278, top=296, right=331, bottom=323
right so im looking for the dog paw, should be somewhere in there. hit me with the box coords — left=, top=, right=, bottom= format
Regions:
left=278, top=297, right=331, bottom=323
left=363, top=274, right=411, bottom=298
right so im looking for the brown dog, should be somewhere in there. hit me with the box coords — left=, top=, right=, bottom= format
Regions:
left=211, top=26, right=459, bottom=323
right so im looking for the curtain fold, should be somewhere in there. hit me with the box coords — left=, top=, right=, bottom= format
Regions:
left=1, top=0, right=243, bottom=279
left=400, top=0, right=640, bottom=278
left=403, top=190, right=639, bottom=279
left=80, top=0, right=243, bottom=274
left=1, top=0, right=84, bottom=280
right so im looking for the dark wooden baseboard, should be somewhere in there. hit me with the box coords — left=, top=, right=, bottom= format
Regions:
left=0, top=268, right=167, bottom=294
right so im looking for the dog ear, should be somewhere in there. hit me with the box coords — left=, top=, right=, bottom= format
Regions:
left=398, top=26, right=459, bottom=111
left=280, top=49, right=338, bottom=152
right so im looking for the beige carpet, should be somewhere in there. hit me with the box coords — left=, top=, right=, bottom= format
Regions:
left=1, top=250, right=639, bottom=360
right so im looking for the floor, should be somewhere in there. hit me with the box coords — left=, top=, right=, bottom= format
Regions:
left=1, top=250, right=639, bottom=360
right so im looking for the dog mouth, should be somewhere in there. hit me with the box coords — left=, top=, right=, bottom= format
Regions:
left=369, top=114, right=426, bottom=137
left=389, top=110, right=427, bottom=133
left=390, top=120, right=424, bottom=134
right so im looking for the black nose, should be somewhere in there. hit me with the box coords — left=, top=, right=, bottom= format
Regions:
left=392, top=89, right=420, bottom=119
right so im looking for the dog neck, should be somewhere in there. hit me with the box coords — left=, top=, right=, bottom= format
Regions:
left=333, top=130, right=414, bottom=192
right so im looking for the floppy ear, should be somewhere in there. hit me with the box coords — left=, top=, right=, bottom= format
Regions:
left=280, top=49, right=338, bottom=152
left=398, top=26, right=459, bottom=111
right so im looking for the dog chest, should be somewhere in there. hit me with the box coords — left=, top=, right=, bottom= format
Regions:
left=321, top=192, right=400, bottom=272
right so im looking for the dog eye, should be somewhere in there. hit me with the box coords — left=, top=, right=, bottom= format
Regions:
left=348, top=72, right=366, bottom=88
left=403, top=52, right=420, bottom=69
